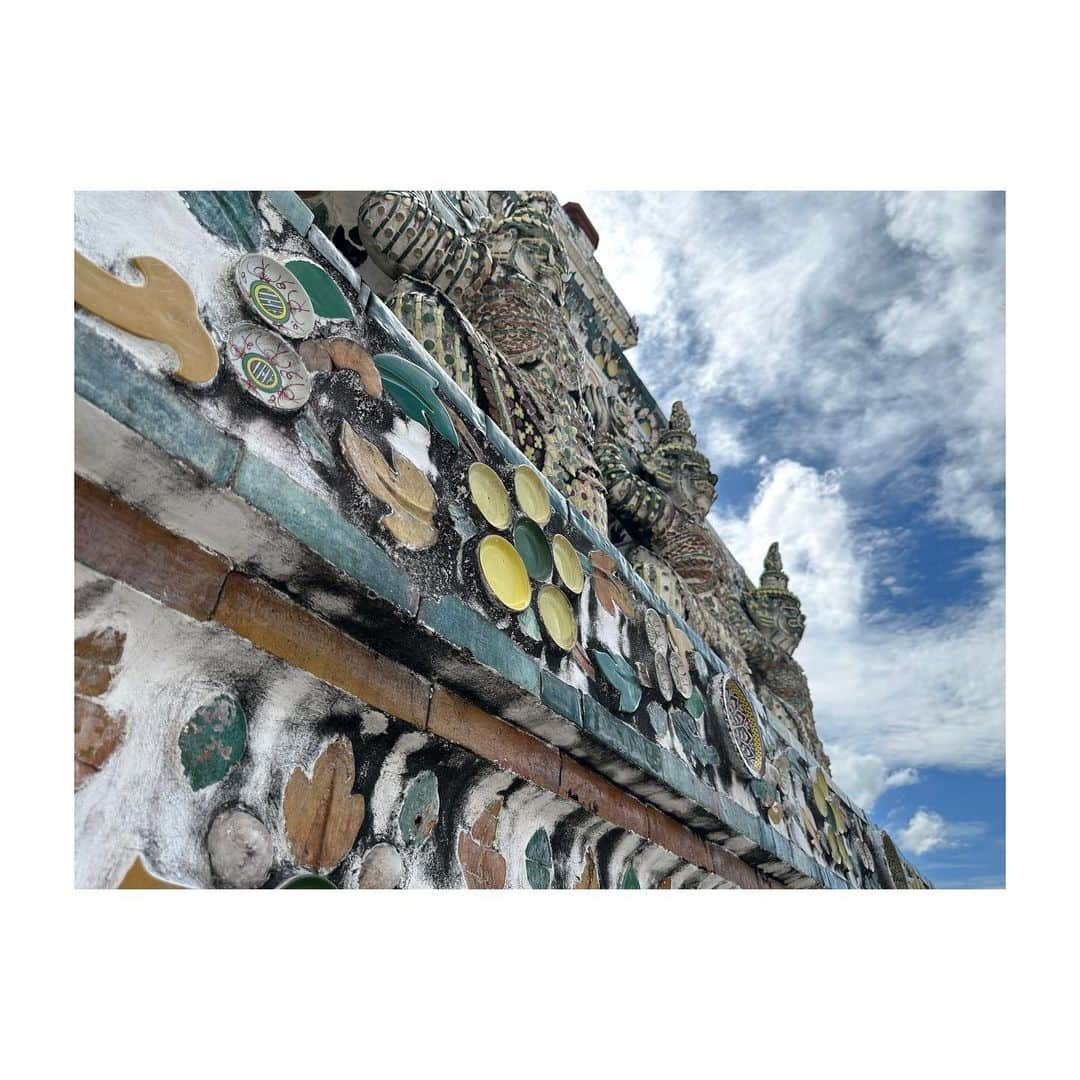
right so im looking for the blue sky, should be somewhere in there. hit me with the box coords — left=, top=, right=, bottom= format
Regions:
left=562, top=191, right=1005, bottom=888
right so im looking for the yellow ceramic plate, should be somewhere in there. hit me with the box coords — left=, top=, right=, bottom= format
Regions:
left=513, top=465, right=552, bottom=525
left=468, top=462, right=512, bottom=530
left=478, top=535, right=531, bottom=611
left=537, top=585, right=576, bottom=651
left=551, top=533, right=585, bottom=593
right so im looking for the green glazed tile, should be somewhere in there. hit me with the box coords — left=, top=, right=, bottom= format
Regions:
left=178, top=693, right=246, bottom=791
left=180, top=191, right=261, bottom=251
left=646, top=701, right=669, bottom=737
left=513, top=519, right=553, bottom=580
left=295, top=416, right=336, bottom=467
left=280, top=874, right=336, bottom=889
left=518, top=606, right=542, bottom=641
left=591, top=649, right=642, bottom=713
left=372, top=353, right=460, bottom=450
left=685, top=687, right=705, bottom=720
left=621, top=865, right=640, bottom=889
left=525, top=828, right=553, bottom=889
left=285, top=259, right=354, bottom=320
left=264, top=190, right=314, bottom=235
left=399, top=770, right=439, bottom=848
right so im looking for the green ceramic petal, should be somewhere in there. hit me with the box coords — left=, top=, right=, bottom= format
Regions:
left=372, top=353, right=460, bottom=449
left=178, top=693, right=246, bottom=791
left=591, top=649, right=642, bottom=713
left=285, top=259, right=354, bottom=319
left=685, top=687, right=705, bottom=720
left=399, top=770, right=440, bottom=848
left=646, top=701, right=669, bottom=737
left=621, top=865, right=640, bottom=889
left=525, top=828, right=553, bottom=889
left=518, top=606, right=542, bottom=641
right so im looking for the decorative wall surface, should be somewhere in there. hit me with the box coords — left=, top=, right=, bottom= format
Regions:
left=73, top=190, right=928, bottom=889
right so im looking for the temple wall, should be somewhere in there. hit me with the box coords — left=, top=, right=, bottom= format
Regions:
left=73, top=190, right=928, bottom=889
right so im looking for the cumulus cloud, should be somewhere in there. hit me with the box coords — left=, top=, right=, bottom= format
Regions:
left=564, top=192, right=1005, bottom=803
left=713, top=458, right=1005, bottom=778
left=898, top=809, right=950, bottom=855
left=566, top=190, right=1005, bottom=542
left=898, top=809, right=987, bottom=857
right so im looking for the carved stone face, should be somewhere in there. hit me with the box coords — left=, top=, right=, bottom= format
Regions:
left=676, top=458, right=719, bottom=518
left=509, top=234, right=567, bottom=303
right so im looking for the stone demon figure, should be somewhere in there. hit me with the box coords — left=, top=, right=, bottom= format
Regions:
left=312, top=190, right=609, bottom=531
left=598, top=404, right=829, bottom=766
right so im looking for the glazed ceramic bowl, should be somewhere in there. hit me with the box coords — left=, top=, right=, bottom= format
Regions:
left=477, top=535, right=532, bottom=612
left=513, top=464, right=552, bottom=525
left=513, top=519, right=553, bottom=581
left=235, top=254, right=315, bottom=339
left=551, top=533, right=585, bottom=594
left=468, top=462, right=512, bottom=530
left=537, top=585, right=577, bottom=651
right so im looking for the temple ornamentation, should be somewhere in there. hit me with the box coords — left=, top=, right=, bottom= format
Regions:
left=72, top=189, right=925, bottom=889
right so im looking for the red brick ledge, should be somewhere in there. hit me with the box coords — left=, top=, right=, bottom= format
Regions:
left=75, top=474, right=782, bottom=889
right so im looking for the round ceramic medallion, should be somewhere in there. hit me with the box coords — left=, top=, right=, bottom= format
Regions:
left=653, top=648, right=674, bottom=702
left=707, top=673, right=767, bottom=780
left=513, top=519, right=553, bottom=580
left=468, top=462, right=512, bottom=530
left=643, top=607, right=666, bottom=652
left=235, top=254, right=315, bottom=338
left=537, top=584, right=576, bottom=651
left=478, top=535, right=531, bottom=611
left=551, top=534, right=585, bottom=593
left=513, top=465, right=552, bottom=525
left=669, top=649, right=693, bottom=698
left=225, top=324, right=311, bottom=411
left=207, top=807, right=272, bottom=889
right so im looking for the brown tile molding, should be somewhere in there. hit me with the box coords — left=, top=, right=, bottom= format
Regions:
left=74, top=474, right=780, bottom=889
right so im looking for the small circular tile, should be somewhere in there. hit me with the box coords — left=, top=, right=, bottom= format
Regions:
left=669, top=650, right=693, bottom=698
left=643, top=608, right=666, bottom=652
left=478, top=535, right=532, bottom=611
left=537, top=584, right=576, bottom=651
left=513, top=465, right=552, bottom=525
left=207, top=807, right=273, bottom=889
left=653, top=648, right=674, bottom=702
left=235, top=254, right=315, bottom=338
left=513, top=519, right=553, bottom=580
left=552, top=534, right=585, bottom=593
left=468, top=463, right=512, bottom=530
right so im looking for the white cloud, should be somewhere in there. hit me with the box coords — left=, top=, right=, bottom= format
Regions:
left=898, top=809, right=950, bottom=855
left=569, top=191, right=1005, bottom=545
left=828, top=747, right=919, bottom=809
left=897, top=809, right=987, bottom=857
left=712, top=459, right=1005, bottom=777
left=563, top=193, right=1005, bottom=870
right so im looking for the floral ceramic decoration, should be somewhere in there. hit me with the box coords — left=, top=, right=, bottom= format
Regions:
left=235, top=254, right=315, bottom=338
left=226, top=323, right=312, bottom=411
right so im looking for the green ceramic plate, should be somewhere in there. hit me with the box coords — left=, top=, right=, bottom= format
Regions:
left=513, top=519, right=553, bottom=580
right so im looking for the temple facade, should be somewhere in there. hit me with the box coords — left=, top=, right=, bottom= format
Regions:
left=73, top=190, right=929, bottom=889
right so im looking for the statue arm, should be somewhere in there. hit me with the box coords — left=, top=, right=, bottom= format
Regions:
left=596, top=437, right=672, bottom=536
left=355, top=192, right=493, bottom=303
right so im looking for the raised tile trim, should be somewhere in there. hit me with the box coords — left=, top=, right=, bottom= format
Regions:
left=263, top=190, right=315, bottom=235
left=75, top=319, right=242, bottom=486
left=73, top=483, right=785, bottom=886
left=232, top=453, right=418, bottom=616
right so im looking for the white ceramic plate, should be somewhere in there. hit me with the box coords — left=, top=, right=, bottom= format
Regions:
left=225, top=323, right=312, bottom=411
left=235, top=254, right=315, bottom=339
